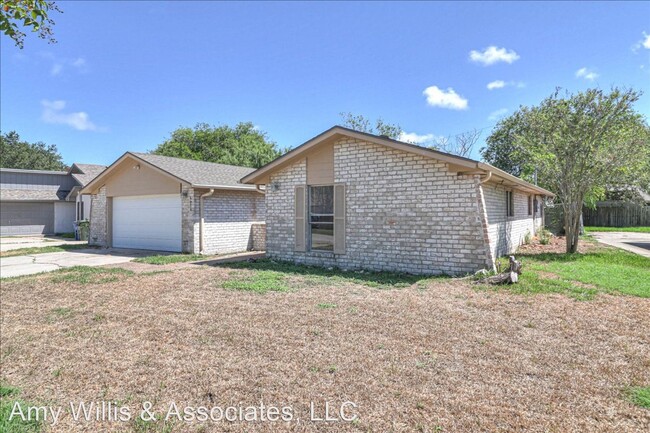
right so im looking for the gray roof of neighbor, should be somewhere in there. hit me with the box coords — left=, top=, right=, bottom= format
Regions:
left=1, top=188, right=69, bottom=201
left=70, top=163, right=107, bottom=186
left=130, top=152, right=257, bottom=188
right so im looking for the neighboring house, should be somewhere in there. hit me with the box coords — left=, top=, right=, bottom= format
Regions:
left=241, top=126, right=554, bottom=275
left=81, top=152, right=265, bottom=253
left=0, top=164, right=106, bottom=236
left=66, top=163, right=109, bottom=222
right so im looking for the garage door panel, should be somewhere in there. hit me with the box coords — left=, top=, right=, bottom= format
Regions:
left=0, top=202, right=54, bottom=235
left=112, top=194, right=181, bottom=252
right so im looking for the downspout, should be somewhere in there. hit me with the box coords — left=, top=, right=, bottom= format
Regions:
left=479, top=170, right=492, bottom=184
left=255, top=185, right=266, bottom=194
left=199, top=189, right=215, bottom=254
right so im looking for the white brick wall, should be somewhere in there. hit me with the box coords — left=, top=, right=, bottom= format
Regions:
left=482, top=183, right=543, bottom=259
left=191, top=189, right=265, bottom=254
left=265, top=138, right=491, bottom=275
left=89, top=186, right=107, bottom=247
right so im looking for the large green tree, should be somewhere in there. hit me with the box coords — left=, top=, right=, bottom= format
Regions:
left=1, top=1, right=61, bottom=49
left=0, top=131, right=66, bottom=170
left=483, top=88, right=650, bottom=253
left=152, top=122, right=282, bottom=169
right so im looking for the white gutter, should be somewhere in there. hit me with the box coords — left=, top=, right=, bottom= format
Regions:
left=255, top=185, right=266, bottom=194
left=479, top=171, right=492, bottom=184
left=199, top=189, right=215, bottom=254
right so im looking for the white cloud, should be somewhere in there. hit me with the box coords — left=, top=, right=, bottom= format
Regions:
left=72, top=57, right=86, bottom=68
left=50, top=63, right=63, bottom=76
left=399, top=131, right=439, bottom=144
left=488, top=108, right=509, bottom=121
left=576, top=67, right=599, bottom=81
left=41, top=100, right=98, bottom=131
left=423, top=86, right=468, bottom=110
left=469, top=46, right=520, bottom=65
left=44, top=55, right=88, bottom=76
left=486, top=80, right=526, bottom=90
left=633, top=31, right=650, bottom=52
left=487, top=80, right=506, bottom=90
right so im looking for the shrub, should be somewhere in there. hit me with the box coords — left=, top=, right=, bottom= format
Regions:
left=539, top=229, right=552, bottom=245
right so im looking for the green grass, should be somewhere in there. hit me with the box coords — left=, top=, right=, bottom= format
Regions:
left=317, top=303, right=337, bottom=309
left=0, top=244, right=90, bottom=258
left=585, top=226, right=650, bottom=233
left=132, top=254, right=206, bottom=265
left=132, top=416, right=174, bottom=433
left=55, top=232, right=76, bottom=239
left=488, top=245, right=650, bottom=299
left=0, top=384, right=42, bottom=433
left=50, top=266, right=134, bottom=284
left=625, top=386, right=650, bottom=409
left=222, top=270, right=290, bottom=293
left=220, top=259, right=445, bottom=290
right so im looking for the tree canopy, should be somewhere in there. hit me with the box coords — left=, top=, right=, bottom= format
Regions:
left=483, top=87, right=650, bottom=253
left=0, top=131, right=67, bottom=171
left=1, top=1, right=61, bottom=49
left=151, top=122, right=282, bottom=169
left=339, top=112, right=402, bottom=140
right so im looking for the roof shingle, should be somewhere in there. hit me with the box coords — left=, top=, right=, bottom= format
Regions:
left=130, top=153, right=257, bottom=188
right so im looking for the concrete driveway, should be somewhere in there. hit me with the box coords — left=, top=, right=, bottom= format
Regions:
left=0, top=235, right=87, bottom=252
left=591, top=232, right=650, bottom=258
left=0, top=248, right=164, bottom=278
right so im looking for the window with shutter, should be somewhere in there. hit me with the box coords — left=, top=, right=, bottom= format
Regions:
left=308, top=185, right=334, bottom=251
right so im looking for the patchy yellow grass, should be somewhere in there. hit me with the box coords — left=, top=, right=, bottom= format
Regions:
left=1, top=264, right=649, bottom=432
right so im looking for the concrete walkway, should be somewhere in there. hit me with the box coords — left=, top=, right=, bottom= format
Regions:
left=591, top=232, right=650, bottom=258
left=0, top=248, right=163, bottom=278
left=0, top=235, right=87, bottom=252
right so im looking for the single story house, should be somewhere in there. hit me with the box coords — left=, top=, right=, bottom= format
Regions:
left=0, top=163, right=106, bottom=236
left=241, top=126, right=554, bottom=275
left=81, top=152, right=265, bottom=253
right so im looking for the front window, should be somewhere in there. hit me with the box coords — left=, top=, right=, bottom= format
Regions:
left=309, top=185, right=334, bottom=251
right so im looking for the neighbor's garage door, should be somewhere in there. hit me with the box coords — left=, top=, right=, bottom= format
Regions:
left=112, top=194, right=182, bottom=252
left=0, top=202, right=54, bottom=236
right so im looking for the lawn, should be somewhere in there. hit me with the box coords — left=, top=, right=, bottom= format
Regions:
left=132, top=253, right=206, bottom=265
left=585, top=226, right=650, bottom=233
left=1, top=246, right=649, bottom=432
left=0, top=244, right=91, bottom=258
left=492, top=243, right=650, bottom=299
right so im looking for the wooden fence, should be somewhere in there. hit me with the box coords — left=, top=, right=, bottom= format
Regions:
left=582, top=201, right=650, bottom=227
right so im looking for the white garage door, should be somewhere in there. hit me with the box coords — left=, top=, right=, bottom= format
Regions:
left=112, top=194, right=182, bottom=252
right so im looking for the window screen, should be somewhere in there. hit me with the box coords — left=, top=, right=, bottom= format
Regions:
left=309, top=185, right=334, bottom=251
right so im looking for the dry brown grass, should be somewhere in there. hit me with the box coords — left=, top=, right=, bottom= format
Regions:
left=1, top=263, right=649, bottom=432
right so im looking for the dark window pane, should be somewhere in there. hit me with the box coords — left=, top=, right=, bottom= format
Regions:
left=310, top=186, right=334, bottom=215
left=310, top=223, right=334, bottom=251
left=310, top=215, right=334, bottom=223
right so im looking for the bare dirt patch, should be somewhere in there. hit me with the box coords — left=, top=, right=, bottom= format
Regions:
left=517, top=234, right=599, bottom=255
left=1, top=265, right=649, bottom=432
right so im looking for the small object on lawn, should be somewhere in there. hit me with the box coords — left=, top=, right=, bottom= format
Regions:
left=475, top=256, right=522, bottom=285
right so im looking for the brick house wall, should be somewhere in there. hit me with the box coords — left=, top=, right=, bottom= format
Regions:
left=88, top=186, right=108, bottom=247
left=266, top=138, right=491, bottom=275
left=482, top=183, right=543, bottom=259
left=191, top=189, right=265, bottom=254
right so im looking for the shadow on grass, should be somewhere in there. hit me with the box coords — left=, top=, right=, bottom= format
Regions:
left=216, top=258, right=447, bottom=289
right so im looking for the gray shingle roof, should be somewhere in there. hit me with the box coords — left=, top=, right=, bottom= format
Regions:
left=0, top=188, right=68, bottom=201
left=70, top=163, right=107, bottom=186
left=131, top=153, right=257, bottom=188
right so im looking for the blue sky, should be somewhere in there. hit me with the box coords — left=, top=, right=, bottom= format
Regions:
left=1, top=1, right=649, bottom=166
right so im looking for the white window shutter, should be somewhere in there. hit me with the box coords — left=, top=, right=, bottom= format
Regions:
left=334, top=183, right=346, bottom=254
left=295, top=185, right=306, bottom=252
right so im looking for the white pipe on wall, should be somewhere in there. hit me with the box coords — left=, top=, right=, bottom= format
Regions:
left=199, top=189, right=215, bottom=254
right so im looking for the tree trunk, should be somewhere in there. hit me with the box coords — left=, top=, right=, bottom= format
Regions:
left=564, top=201, right=582, bottom=253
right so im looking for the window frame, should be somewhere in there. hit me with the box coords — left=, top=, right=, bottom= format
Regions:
left=308, top=184, right=335, bottom=252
